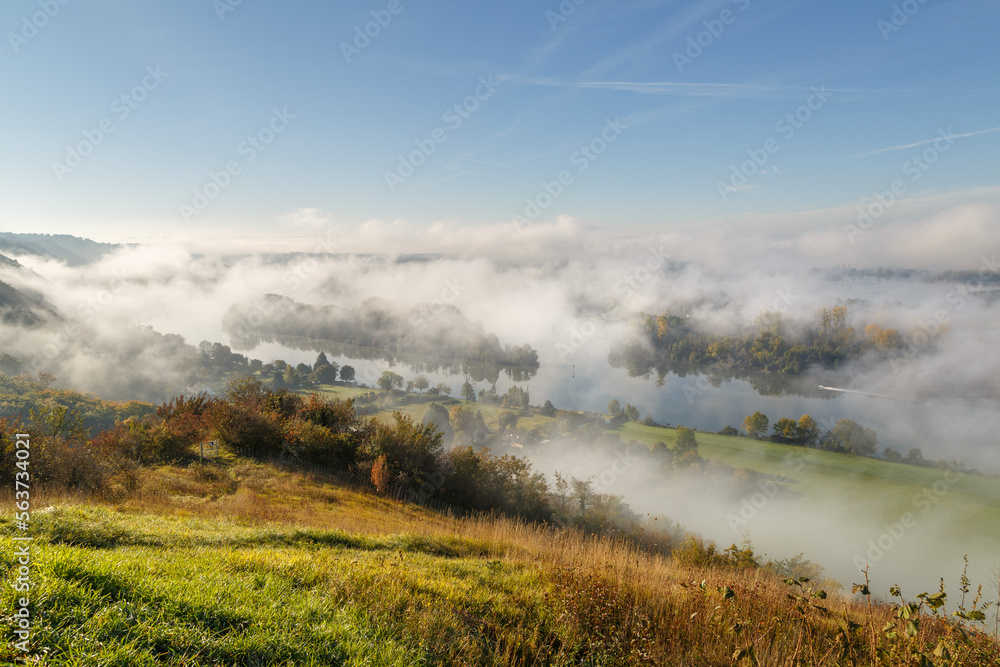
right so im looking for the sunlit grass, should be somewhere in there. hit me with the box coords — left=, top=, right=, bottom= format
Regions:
left=2, top=461, right=998, bottom=665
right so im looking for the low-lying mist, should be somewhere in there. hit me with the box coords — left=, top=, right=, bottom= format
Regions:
left=1, top=206, right=998, bottom=597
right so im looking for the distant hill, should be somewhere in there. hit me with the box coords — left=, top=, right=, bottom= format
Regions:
left=0, top=232, right=119, bottom=266
left=0, top=278, right=59, bottom=327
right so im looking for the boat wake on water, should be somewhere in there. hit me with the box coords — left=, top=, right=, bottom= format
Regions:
left=817, top=385, right=905, bottom=400
left=818, top=385, right=1000, bottom=408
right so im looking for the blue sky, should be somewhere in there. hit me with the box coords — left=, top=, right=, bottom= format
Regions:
left=1, top=0, right=998, bottom=241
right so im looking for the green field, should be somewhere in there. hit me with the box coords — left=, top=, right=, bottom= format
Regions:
left=305, top=384, right=1000, bottom=580
left=310, top=383, right=1000, bottom=529
left=4, top=461, right=998, bottom=666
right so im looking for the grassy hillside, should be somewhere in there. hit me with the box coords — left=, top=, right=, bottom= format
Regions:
left=309, top=384, right=1000, bottom=549
left=308, top=386, right=1000, bottom=516
left=3, top=461, right=998, bottom=666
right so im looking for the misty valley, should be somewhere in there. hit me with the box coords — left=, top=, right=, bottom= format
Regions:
left=7, top=6, right=1000, bottom=663
left=1, top=231, right=999, bottom=664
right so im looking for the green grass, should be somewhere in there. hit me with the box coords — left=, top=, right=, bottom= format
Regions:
left=1, top=506, right=550, bottom=666
left=3, top=466, right=998, bottom=665
left=620, top=421, right=1000, bottom=527
left=308, top=384, right=1000, bottom=537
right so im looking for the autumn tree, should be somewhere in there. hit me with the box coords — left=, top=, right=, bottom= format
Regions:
left=377, top=370, right=404, bottom=392
left=674, top=426, right=697, bottom=454
left=797, top=414, right=819, bottom=445
left=743, top=411, right=769, bottom=439
left=450, top=405, right=487, bottom=443
left=825, top=418, right=878, bottom=456
left=772, top=418, right=800, bottom=443
left=283, top=366, right=301, bottom=388
left=311, top=364, right=338, bottom=384
left=461, top=380, right=476, bottom=403
left=498, top=411, right=519, bottom=432
left=371, top=454, right=391, bottom=494
left=422, top=403, right=452, bottom=440
left=366, top=412, right=443, bottom=491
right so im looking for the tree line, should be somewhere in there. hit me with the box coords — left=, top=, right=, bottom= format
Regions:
left=0, top=375, right=672, bottom=551
left=622, top=306, right=914, bottom=376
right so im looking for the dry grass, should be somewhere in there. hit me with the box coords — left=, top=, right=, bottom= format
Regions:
left=11, top=459, right=999, bottom=665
